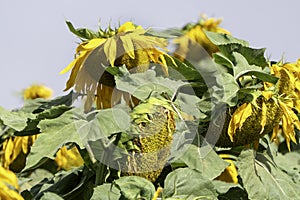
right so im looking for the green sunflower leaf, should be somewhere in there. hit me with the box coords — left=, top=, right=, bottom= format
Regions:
left=213, top=52, right=234, bottom=69
left=233, top=52, right=278, bottom=84
left=115, top=68, right=186, bottom=100
left=274, top=151, right=300, bottom=184
left=205, top=31, right=249, bottom=47
left=15, top=105, right=72, bottom=136
left=237, top=149, right=300, bottom=200
left=162, top=168, right=218, bottom=199
left=114, top=176, right=156, bottom=200
left=23, top=109, right=85, bottom=171
left=177, top=143, right=229, bottom=180
left=91, top=184, right=121, bottom=200
left=79, top=107, right=131, bottom=144
left=219, top=44, right=269, bottom=67
left=0, top=107, right=35, bottom=132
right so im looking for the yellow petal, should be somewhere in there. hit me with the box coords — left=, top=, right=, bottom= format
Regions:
left=21, top=136, right=29, bottom=154
left=118, top=22, right=136, bottom=33
left=120, top=35, right=135, bottom=59
left=103, top=37, right=117, bottom=67
left=238, top=103, right=252, bottom=131
left=158, top=54, right=169, bottom=76
left=260, top=101, right=267, bottom=134
left=3, top=138, right=14, bottom=168
left=77, top=38, right=106, bottom=51
left=261, top=91, right=273, bottom=101
left=228, top=103, right=248, bottom=142
left=271, top=124, right=280, bottom=141
left=60, top=51, right=87, bottom=74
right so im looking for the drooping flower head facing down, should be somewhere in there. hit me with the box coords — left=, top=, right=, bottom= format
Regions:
left=60, top=21, right=177, bottom=111
left=174, top=16, right=230, bottom=61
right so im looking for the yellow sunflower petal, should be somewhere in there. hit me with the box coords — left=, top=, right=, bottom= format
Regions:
left=118, top=22, right=136, bottom=33
left=77, top=38, right=106, bottom=51
left=120, top=34, right=135, bottom=59
left=3, top=138, right=14, bottom=168
left=260, top=101, right=267, bottom=134
left=238, top=103, right=252, bottom=131
left=103, top=37, right=117, bottom=67
left=228, top=103, right=248, bottom=142
left=271, top=124, right=280, bottom=142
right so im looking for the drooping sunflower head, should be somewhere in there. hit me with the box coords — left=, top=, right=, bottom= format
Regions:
left=174, top=16, right=230, bottom=60
left=60, top=21, right=177, bottom=111
left=23, top=84, right=53, bottom=100
left=270, top=59, right=300, bottom=110
left=268, top=60, right=300, bottom=150
left=122, top=96, right=177, bottom=182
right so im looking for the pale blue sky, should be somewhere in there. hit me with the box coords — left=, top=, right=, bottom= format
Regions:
left=1, top=0, right=299, bottom=109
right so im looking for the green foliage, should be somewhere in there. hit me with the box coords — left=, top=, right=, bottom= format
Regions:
left=162, top=168, right=218, bottom=199
left=237, top=149, right=300, bottom=200
left=1, top=19, right=300, bottom=200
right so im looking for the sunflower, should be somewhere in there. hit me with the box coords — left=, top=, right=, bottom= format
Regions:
left=174, top=16, right=230, bottom=61
left=268, top=60, right=300, bottom=150
left=220, top=61, right=300, bottom=150
left=0, top=166, right=24, bottom=200
left=60, top=21, right=177, bottom=111
left=23, top=84, right=53, bottom=100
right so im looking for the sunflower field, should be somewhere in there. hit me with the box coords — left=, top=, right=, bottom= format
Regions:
left=1, top=16, right=300, bottom=200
